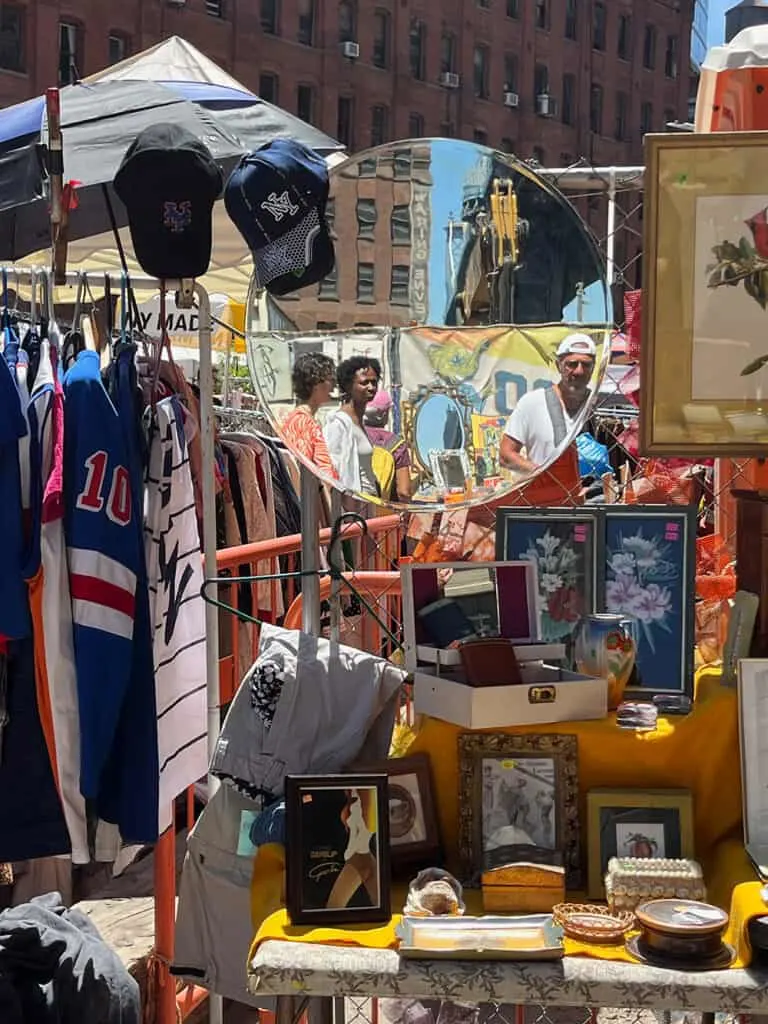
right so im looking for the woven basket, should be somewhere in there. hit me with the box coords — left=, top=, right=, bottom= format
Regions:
left=553, top=903, right=635, bottom=944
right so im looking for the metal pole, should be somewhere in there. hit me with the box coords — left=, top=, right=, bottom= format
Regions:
left=605, top=167, right=618, bottom=291
left=300, top=464, right=322, bottom=635
left=194, top=284, right=225, bottom=1024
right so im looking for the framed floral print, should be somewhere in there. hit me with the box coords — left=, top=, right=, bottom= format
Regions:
left=641, top=131, right=768, bottom=456
left=599, top=506, right=696, bottom=697
left=457, top=732, right=581, bottom=888
left=495, top=509, right=598, bottom=644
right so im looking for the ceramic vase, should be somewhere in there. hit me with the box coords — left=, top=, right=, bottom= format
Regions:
left=574, top=613, right=637, bottom=711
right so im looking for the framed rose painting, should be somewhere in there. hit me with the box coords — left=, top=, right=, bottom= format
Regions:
left=495, top=510, right=597, bottom=644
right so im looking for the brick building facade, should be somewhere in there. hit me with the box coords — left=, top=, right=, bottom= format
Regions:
left=0, top=0, right=691, bottom=165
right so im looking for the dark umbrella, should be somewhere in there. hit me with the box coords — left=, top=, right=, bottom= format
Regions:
left=0, top=78, right=343, bottom=262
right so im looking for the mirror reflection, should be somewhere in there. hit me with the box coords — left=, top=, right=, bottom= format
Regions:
left=247, top=139, right=612, bottom=511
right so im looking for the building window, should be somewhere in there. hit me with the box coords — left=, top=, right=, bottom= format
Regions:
left=478, top=0, right=490, bottom=8
left=259, top=72, right=279, bottom=104
left=506, top=0, right=519, bottom=17
left=561, top=73, right=575, bottom=125
left=373, top=10, right=389, bottom=68
left=408, top=112, right=424, bottom=137
left=592, top=2, right=606, bottom=50
left=296, top=84, right=314, bottom=123
left=535, top=0, right=548, bottom=31
left=473, top=45, right=490, bottom=99
left=640, top=100, right=653, bottom=134
left=501, top=136, right=515, bottom=153
left=504, top=53, right=518, bottom=92
left=441, top=32, right=456, bottom=74
left=357, top=198, right=377, bottom=239
left=665, top=34, right=679, bottom=78
left=0, top=4, right=24, bottom=72
left=618, top=14, right=631, bottom=60
left=108, top=33, right=129, bottom=65
left=391, top=205, right=411, bottom=244
left=565, top=0, right=577, bottom=40
left=615, top=91, right=628, bottom=141
left=393, top=149, right=412, bottom=178
left=297, top=0, right=314, bottom=45
left=261, top=0, right=279, bottom=34
left=590, top=83, right=603, bottom=134
left=59, top=22, right=81, bottom=84
left=409, top=19, right=426, bottom=80
left=206, top=0, right=224, bottom=16
left=532, top=145, right=545, bottom=164
left=339, top=0, right=356, bottom=43
left=390, top=265, right=410, bottom=305
left=473, top=128, right=488, bottom=145
left=357, top=263, right=375, bottom=303
left=318, top=266, right=338, bottom=300
left=534, top=62, right=549, bottom=98
left=317, top=321, right=338, bottom=330
left=371, top=104, right=389, bottom=147
left=337, top=96, right=353, bottom=148
left=643, top=24, right=656, bottom=69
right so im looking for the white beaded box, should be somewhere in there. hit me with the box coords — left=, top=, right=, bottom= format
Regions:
left=605, top=857, right=706, bottom=912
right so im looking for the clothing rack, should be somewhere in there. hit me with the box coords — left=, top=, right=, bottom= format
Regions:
left=2, top=267, right=218, bottom=1024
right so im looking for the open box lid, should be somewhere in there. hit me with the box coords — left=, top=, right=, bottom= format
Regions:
left=401, top=560, right=545, bottom=674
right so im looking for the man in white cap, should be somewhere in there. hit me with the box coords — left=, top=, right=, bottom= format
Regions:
left=500, top=333, right=596, bottom=473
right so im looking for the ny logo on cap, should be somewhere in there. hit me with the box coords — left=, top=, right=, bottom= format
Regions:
left=261, top=190, right=299, bottom=222
left=163, top=201, right=192, bottom=233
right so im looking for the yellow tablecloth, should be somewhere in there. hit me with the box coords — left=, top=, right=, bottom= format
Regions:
left=406, top=670, right=746, bottom=907
left=250, top=669, right=765, bottom=967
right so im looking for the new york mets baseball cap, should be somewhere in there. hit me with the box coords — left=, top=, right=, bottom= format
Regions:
left=114, top=123, right=223, bottom=280
left=224, top=139, right=335, bottom=296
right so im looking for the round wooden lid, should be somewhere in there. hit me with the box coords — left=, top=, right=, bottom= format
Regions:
left=635, top=899, right=728, bottom=936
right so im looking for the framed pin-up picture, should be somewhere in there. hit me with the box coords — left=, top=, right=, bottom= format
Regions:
left=495, top=509, right=598, bottom=644
left=641, top=131, right=768, bottom=456
left=285, top=774, right=391, bottom=926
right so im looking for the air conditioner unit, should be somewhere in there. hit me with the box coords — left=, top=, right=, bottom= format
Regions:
left=504, top=91, right=519, bottom=108
left=440, top=71, right=460, bottom=89
left=341, top=41, right=360, bottom=59
left=166, top=0, right=186, bottom=7
left=536, top=92, right=553, bottom=116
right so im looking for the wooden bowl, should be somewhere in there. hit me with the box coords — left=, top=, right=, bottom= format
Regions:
left=635, top=899, right=729, bottom=961
left=552, top=904, right=634, bottom=944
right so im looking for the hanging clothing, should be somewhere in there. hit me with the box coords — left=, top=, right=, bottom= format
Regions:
left=63, top=350, right=157, bottom=845
left=0, top=343, right=31, bottom=640
left=0, top=639, right=70, bottom=863
left=144, top=396, right=207, bottom=835
left=99, top=344, right=159, bottom=844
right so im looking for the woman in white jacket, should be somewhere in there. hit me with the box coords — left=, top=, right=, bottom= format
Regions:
left=323, top=356, right=382, bottom=497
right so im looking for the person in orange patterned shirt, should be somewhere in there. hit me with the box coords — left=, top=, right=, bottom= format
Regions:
left=280, top=353, right=338, bottom=479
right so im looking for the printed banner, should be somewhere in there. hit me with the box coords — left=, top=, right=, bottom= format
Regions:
left=128, top=293, right=246, bottom=354
left=398, top=325, right=609, bottom=419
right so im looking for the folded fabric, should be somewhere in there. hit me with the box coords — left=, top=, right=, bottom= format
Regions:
left=249, top=908, right=401, bottom=966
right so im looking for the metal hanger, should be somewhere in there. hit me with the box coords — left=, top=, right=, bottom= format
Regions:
left=200, top=511, right=400, bottom=646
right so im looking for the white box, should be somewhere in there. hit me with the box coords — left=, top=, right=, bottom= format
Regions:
left=413, top=662, right=608, bottom=729
left=416, top=642, right=566, bottom=668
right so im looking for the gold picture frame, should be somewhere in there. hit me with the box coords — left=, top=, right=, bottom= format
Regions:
left=641, top=131, right=768, bottom=456
left=586, top=788, right=695, bottom=899
left=457, top=733, right=581, bottom=888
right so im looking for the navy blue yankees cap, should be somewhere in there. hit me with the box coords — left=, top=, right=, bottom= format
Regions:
left=224, top=139, right=335, bottom=296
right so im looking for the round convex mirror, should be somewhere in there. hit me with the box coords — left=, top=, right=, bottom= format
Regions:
left=246, top=138, right=613, bottom=512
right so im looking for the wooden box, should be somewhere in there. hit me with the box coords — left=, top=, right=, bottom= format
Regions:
left=481, top=862, right=565, bottom=914
left=605, top=857, right=706, bottom=913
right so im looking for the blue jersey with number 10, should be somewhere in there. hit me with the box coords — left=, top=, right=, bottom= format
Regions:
left=63, top=351, right=143, bottom=808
